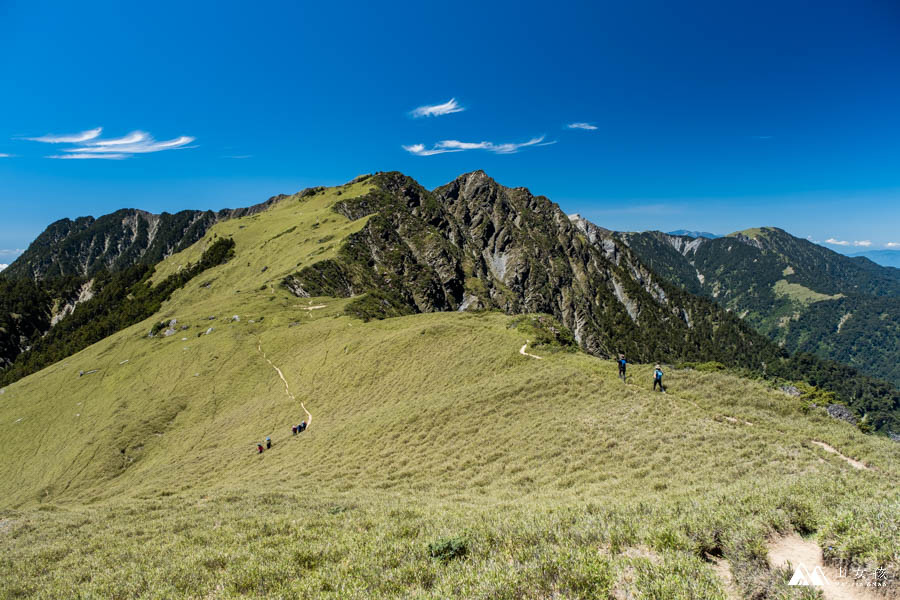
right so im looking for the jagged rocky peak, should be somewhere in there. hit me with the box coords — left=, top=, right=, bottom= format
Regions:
left=2, top=194, right=286, bottom=281
left=286, top=170, right=772, bottom=364
left=568, top=213, right=613, bottom=243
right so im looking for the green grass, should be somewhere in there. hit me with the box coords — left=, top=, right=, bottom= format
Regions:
left=773, top=279, right=843, bottom=305
left=1, top=184, right=898, bottom=598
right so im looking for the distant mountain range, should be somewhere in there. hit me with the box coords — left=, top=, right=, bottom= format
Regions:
left=666, top=229, right=721, bottom=239
left=618, top=227, right=900, bottom=386
left=847, top=249, right=900, bottom=268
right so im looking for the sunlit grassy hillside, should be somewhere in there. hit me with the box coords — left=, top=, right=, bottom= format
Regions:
left=1, top=182, right=897, bottom=599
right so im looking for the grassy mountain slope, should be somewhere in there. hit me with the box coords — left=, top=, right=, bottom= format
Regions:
left=1, top=196, right=283, bottom=282
left=1, top=180, right=898, bottom=598
left=0, top=196, right=285, bottom=373
left=618, top=227, right=900, bottom=386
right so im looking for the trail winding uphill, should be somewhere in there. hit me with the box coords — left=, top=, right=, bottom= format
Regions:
left=256, top=338, right=312, bottom=428
left=519, top=340, right=543, bottom=360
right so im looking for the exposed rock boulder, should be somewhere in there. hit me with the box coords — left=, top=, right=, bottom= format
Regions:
left=826, top=404, right=857, bottom=425
left=780, top=385, right=801, bottom=397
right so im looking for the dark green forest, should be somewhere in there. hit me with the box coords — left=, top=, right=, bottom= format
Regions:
left=0, top=238, right=235, bottom=387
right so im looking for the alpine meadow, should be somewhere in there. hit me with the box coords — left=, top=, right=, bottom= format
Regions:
left=3, top=2, right=900, bottom=598
left=1, top=175, right=898, bottom=599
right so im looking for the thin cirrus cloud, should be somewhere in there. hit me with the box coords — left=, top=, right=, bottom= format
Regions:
left=403, top=136, right=555, bottom=156
left=566, top=122, right=597, bottom=130
left=23, top=127, right=102, bottom=144
left=409, top=98, right=465, bottom=118
left=886, top=242, right=900, bottom=248
left=824, top=238, right=871, bottom=247
left=23, top=128, right=195, bottom=159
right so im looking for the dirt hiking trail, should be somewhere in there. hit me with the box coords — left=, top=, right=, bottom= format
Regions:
left=768, top=533, right=886, bottom=600
left=709, top=556, right=740, bottom=600
left=811, top=441, right=868, bottom=470
left=257, top=338, right=312, bottom=427
left=519, top=340, right=543, bottom=360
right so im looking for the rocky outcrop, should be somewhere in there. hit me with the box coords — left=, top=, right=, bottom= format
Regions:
left=826, top=404, right=857, bottom=425
left=1, top=195, right=282, bottom=282
left=284, top=171, right=782, bottom=366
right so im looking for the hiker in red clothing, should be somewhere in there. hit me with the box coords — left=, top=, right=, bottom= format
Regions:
left=257, top=443, right=264, bottom=454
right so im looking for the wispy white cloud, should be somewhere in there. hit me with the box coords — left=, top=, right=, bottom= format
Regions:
left=64, top=132, right=194, bottom=156
left=47, top=153, right=131, bottom=160
left=404, top=135, right=554, bottom=156
left=24, top=127, right=102, bottom=143
left=566, top=122, right=597, bottom=130
left=30, top=129, right=196, bottom=159
left=0, top=249, right=24, bottom=256
left=823, top=238, right=873, bottom=247
left=410, top=98, right=464, bottom=118
left=887, top=242, right=900, bottom=248
left=0, top=153, right=11, bottom=158
left=0, top=264, right=7, bottom=272
left=87, top=131, right=148, bottom=147
left=224, top=154, right=252, bottom=159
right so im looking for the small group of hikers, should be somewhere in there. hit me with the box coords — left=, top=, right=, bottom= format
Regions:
left=617, top=354, right=665, bottom=392
left=256, top=421, right=307, bottom=454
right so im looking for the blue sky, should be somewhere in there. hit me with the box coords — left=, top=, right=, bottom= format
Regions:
left=2, top=0, right=900, bottom=263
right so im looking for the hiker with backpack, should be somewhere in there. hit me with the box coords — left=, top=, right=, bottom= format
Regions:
left=298, top=421, right=307, bottom=433
left=653, top=364, right=665, bottom=392
left=266, top=437, right=272, bottom=449
left=618, top=354, right=627, bottom=382
left=257, top=443, right=264, bottom=454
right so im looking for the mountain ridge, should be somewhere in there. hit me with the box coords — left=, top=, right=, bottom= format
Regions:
left=1, top=176, right=897, bottom=597
left=2, top=171, right=898, bottom=433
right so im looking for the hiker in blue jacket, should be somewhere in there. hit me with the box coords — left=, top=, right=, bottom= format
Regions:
left=653, top=364, right=665, bottom=392
left=618, top=354, right=627, bottom=382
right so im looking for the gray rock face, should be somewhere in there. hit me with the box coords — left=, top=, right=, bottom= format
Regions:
left=826, top=404, right=857, bottom=425
left=284, top=171, right=776, bottom=364
left=163, top=329, right=176, bottom=337
left=780, top=385, right=801, bottom=397
left=2, top=196, right=284, bottom=281
left=205, top=327, right=214, bottom=335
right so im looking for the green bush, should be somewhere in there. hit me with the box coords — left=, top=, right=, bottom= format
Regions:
left=428, top=536, right=468, bottom=562
left=509, top=314, right=577, bottom=351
